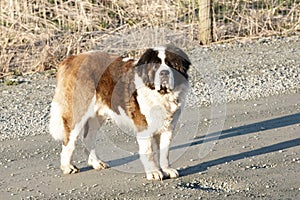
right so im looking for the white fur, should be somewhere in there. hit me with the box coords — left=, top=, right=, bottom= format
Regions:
left=49, top=101, right=64, bottom=141
left=122, top=57, right=133, bottom=62
left=153, top=48, right=174, bottom=91
left=159, top=131, right=172, bottom=168
left=159, top=131, right=179, bottom=178
left=98, top=105, right=136, bottom=135
left=135, top=77, right=166, bottom=128
left=60, top=143, right=76, bottom=173
left=109, top=106, right=136, bottom=133
left=134, top=73, right=180, bottom=131
left=136, top=134, right=163, bottom=180
left=156, top=48, right=166, bottom=62
left=134, top=71, right=183, bottom=180
left=87, top=149, right=108, bottom=170
left=153, top=46, right=166, bottom=52
left=88, top=149, right=99, bottom=167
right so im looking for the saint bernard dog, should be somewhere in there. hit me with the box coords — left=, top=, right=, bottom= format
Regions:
left=49, top=45, right=191, bottom=180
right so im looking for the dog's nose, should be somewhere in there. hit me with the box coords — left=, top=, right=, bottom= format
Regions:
left=160, top=70, right=170, bottom=76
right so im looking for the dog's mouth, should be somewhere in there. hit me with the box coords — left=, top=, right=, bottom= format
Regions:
left=158, top=86, right=169, bottom=94
left=161, top=79, right=169, bottom=87
left=158, top=72, right=174, bottom=94
left=158, top=80, right=172, bottom=94
left=154, top=68, right=174, bottom=94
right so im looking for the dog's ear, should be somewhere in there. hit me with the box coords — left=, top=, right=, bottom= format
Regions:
left=136, top=48, right=160, bottom=67
left=165, top=45, right=191, bottom=79
left=135, top=48, right=160, bottom=89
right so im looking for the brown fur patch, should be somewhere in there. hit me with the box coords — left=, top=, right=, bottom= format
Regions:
left=54, top=51, right=149, bottom=144
left=55, top=54, right=88, bottom=145
left=128, top=91, right=148, bottom=132
left=97, top=57, right=148, bottom=131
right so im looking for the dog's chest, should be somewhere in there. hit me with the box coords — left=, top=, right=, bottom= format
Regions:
left=136, top=87, right=180, bottom=121
left=98, top=89, right=180, bottom=134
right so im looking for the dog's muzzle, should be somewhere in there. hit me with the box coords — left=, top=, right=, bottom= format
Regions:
left=160, top=70, right=170, bottom=88
left=155, top=68, right=174, bottom=93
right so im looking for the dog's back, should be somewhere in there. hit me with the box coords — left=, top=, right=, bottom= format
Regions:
left=49, top=52, right=122, bottom=143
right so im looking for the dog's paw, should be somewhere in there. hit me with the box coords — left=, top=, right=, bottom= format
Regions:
left=61, top=165, right=79, bottom=174
left=146, top=170, right=164, bottom=181
left=88, top=157, right=109, bottom=170
left=162, top=167, right=179, bottom=179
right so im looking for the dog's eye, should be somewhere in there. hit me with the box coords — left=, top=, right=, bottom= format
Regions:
left=166, top=60, right=174, bottom=68
left=151, top=64, right=160, bottom=70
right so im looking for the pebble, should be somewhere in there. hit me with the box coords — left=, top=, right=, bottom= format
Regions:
left=187, top=37, right=300, bottom=107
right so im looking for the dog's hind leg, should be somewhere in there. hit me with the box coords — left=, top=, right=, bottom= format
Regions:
left=60, top=123, right=81, bottom=174
left=83, top=116, right=109, bottom=170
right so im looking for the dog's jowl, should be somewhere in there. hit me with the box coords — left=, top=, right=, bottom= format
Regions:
left=49, top=45, right=191, bottom=180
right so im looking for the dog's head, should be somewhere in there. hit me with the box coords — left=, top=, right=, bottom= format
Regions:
left=135, top=45, right=190, bottom=94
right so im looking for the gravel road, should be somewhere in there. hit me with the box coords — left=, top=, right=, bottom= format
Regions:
left=0, top=36, right=299, bottom=199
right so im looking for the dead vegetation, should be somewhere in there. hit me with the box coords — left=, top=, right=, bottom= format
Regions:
left=0, top=0, right=299, bottom=76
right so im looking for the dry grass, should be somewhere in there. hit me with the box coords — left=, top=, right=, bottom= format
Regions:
left=0, top=0, right=299, bottom=76
left=213, top=0, right=300, bottom=40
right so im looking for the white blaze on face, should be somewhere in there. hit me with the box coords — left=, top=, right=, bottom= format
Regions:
left=153, top=47, right=174, bottom=91
left=122, top=57, right=133, bottom=62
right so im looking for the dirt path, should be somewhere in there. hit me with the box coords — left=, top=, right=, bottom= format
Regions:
left=0, top=92, right=299, bottom=199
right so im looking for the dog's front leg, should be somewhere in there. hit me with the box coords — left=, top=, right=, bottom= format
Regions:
left=137, top=135, right=163, bottom=180
left=159, top=131, right=179, bottom=179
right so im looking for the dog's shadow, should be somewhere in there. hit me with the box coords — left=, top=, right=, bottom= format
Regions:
left=79, top=166, right=94, bottom=173
left=180, top=113, right=300, bottom=176
left=80, top=113, right=300, bottom=176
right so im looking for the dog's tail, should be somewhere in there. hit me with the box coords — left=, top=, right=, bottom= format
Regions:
left=49, top=101, right=65, bottom=141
